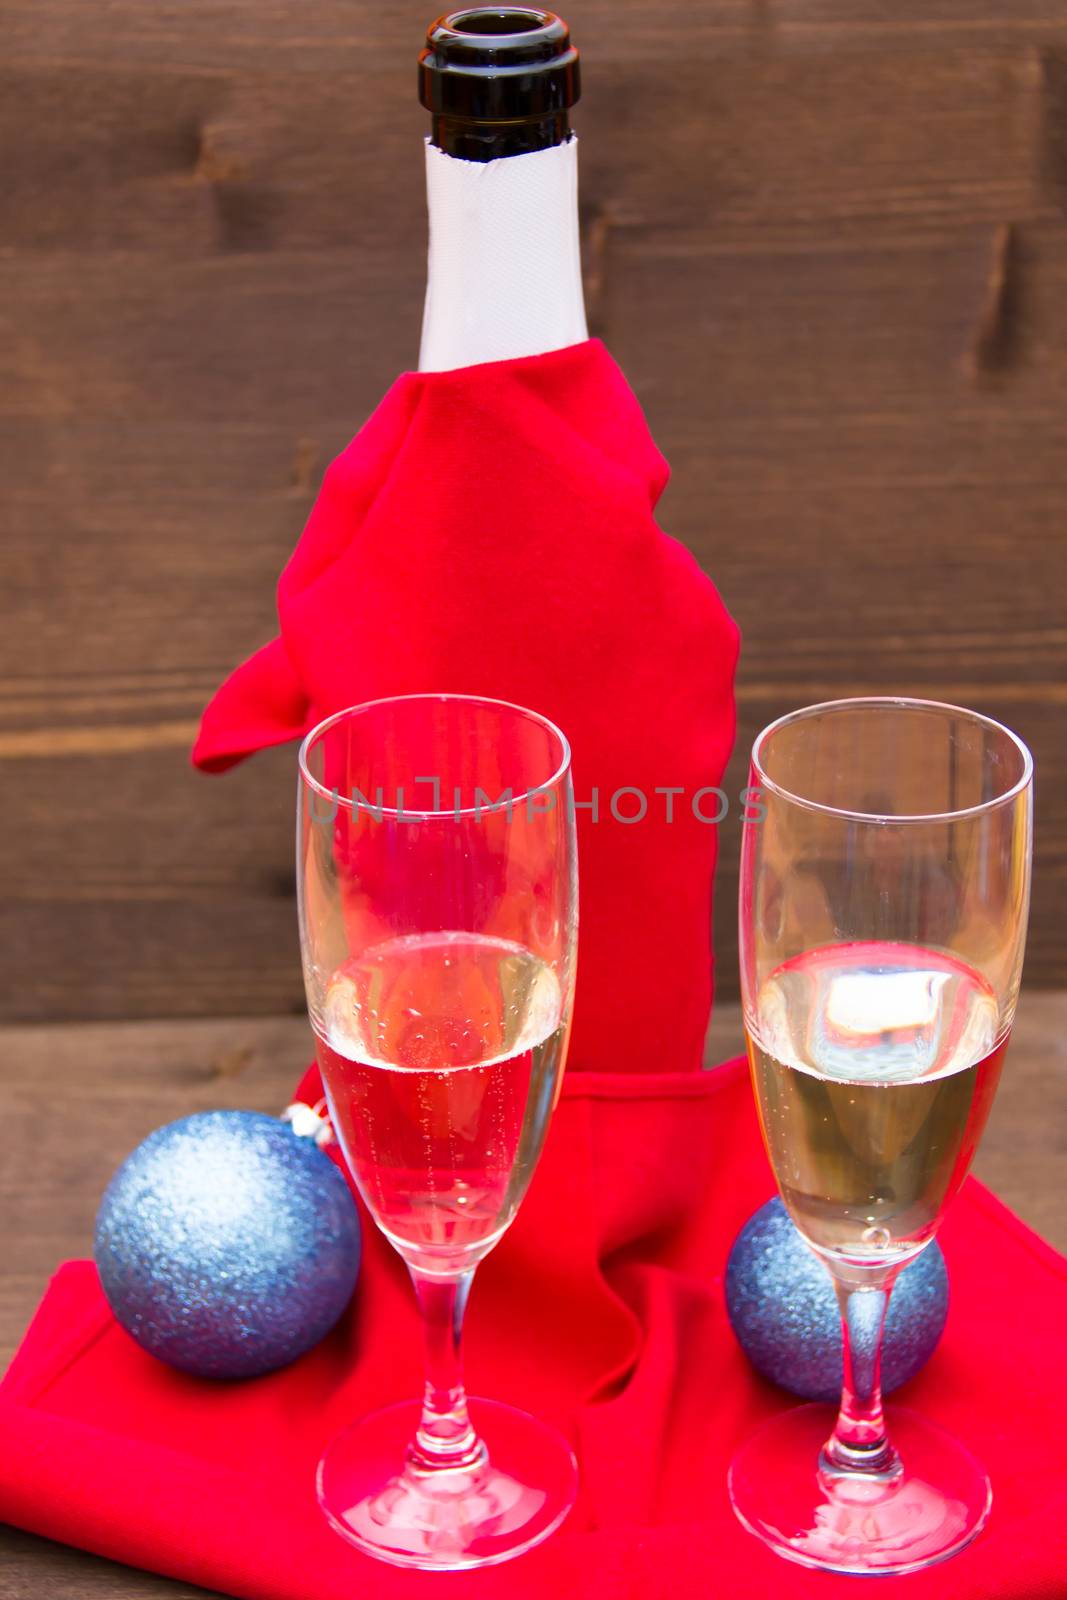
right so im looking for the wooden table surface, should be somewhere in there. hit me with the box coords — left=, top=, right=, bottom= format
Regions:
left=1, top=997, right=1064, bottom=1597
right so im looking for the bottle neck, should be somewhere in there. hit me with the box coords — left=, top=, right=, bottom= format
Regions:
left=428, top=110, right=571, bottom=162
left=417, top=135, right=588, bottom=374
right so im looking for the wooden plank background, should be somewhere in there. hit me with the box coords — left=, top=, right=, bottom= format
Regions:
left=2, top=0, right=1067, bottom=1022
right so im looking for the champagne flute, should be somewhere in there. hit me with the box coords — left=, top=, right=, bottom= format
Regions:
left=297, top=694, right=578, bottom=1570
left=731, top=697, right=1032, bottom=1575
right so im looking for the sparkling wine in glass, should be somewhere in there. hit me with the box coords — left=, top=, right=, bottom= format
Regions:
left=732, top=698, right=1033, bottom=1575
left=298, top=694, right=578, bottom=1569
left=316, top=930, right=567, bottom=1272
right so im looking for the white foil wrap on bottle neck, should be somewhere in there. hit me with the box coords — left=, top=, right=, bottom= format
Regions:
left=418, top=136, right=589, bottom=373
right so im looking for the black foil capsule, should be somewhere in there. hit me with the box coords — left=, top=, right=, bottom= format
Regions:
left=419, top=8, right=580, bottom=161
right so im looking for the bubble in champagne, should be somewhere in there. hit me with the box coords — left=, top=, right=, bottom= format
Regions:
left=862, top=1225, right=892, bottom=1250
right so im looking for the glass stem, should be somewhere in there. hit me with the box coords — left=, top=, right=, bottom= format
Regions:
left=824, top=1274, right=900, bottom=1476
left=408, top=1267, right=486, bottom=1474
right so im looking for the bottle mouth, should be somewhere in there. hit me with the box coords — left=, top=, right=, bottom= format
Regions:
left=419, top=6, right=580, bottom=123
left=447, top=9, right=548, bottom=37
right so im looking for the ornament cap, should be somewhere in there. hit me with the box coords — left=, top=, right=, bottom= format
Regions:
left=282, top=1099, right=334, bottom=1147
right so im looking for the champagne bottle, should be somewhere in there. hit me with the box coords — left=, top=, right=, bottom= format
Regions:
left=418, top=8, right=588, bottom=371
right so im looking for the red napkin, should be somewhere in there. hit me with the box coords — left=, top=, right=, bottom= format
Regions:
left=192, top=338, right=740, bottom=1076
left=2, top=1057, right=1066, bottom=1599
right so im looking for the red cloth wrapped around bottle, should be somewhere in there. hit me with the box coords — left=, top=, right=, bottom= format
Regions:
left=192, top=337, right=739, bottom=1077
left=3, top=342, right=1066, bottom=1598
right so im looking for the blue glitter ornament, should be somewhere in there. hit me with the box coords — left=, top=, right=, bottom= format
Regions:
left=95, top=1107, right=361, bottom=1379
left=726, top=1197, right=948, bottom=1402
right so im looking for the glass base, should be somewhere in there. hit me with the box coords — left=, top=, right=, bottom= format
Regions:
left=728, top=1404, right=992, bottom=1575
left=316, top=1397, right=578, bottom=1570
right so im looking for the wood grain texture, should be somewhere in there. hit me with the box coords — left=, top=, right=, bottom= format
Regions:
left=0, top=1001, right=1063, bottom=1594
left=4, top=1, right=1067, bottom=73
left=2, top=0, right=1067, bottom=1020
left=0, top=1527, right=222, bottom=1600
left=0, top=48, right=1053, bottom=253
